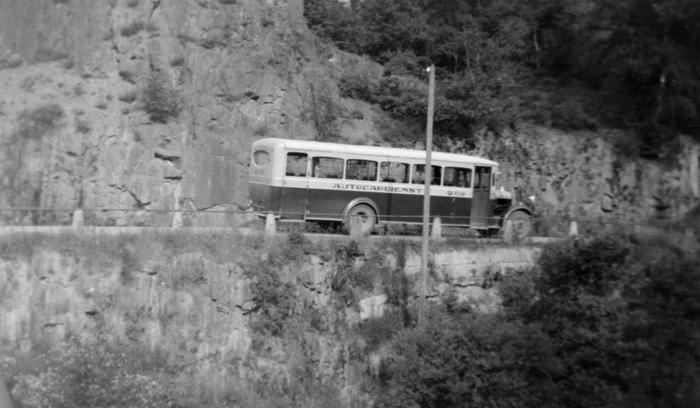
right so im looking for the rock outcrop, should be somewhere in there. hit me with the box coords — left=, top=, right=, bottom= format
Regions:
left=469, top=127, right=700, bottom=234
left=0, top=0, right=697, bottom=229
left=0, top=0, right=382, bottom=226
left=0, top=231, right=541, bottom=403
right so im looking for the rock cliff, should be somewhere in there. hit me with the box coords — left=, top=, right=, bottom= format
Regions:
left=468, top=127, right=700, bottom=235
left=0, top=0, right=698, bottom=228
left=0, top=0, right=382, bottom=226
left=0, top=231, right=540, bottom=404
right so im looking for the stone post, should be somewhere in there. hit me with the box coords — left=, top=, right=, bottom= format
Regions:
left=430, top=217, right=442, bottom=240
left=72, top=209, right=84, bottom=228
left=568, top=220, right=579, bottom=237
left=503, top=219, right=514, bottom=243
left=171, top=211, right=183, bottom=228
left=349, top=215, right=364, bottom=241
left=265, top=213, right=276, bottom=236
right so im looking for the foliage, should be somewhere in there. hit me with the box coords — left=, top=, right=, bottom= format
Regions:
left=305, top=0, right=700, bottom=148
left=11, top=338, right=175, bottom=408
left=247, top=262, right=296, bottom=337
left=376, top=306, right=548, bottom=408
left=13, top=104, right=64, bottom=140
left=356, top=309, right=405, bottom=351
left=306, top=82, right=341, bottom=141
left=329, top=241, right=410, bottom=313
left=141, top=70, right=183, bottom=123
left=376, top=234, right=700, bottom=408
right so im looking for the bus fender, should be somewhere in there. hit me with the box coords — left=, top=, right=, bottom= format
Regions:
left=342, top=198, right=380, bottom=222
left=503, top=205, right=533, bottom=221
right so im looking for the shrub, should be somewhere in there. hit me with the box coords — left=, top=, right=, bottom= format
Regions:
left=11, top=338, right=174, bottom=408
left=247, top=261, right=296, bottom=337
left=338, top=72, right=376, bottom=101
left=356, top=309, right=405, bottom=350
left=118, top=90, right=138, bottom=103
left=376, top=307, right=545, bottom=408
left=14, top=104, right=64, bottom=140
left=120, top=21, right=146, bottom=37
left=376, top=234, right=700, bottom=408
left=141, top=70, right=182, bottom=123
left=75, top=118, right=90, bottom=134
left=306, top=82, right=340, bottom=141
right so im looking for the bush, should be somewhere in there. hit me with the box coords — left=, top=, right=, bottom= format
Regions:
left=141, top=71, right=182, bottom=123
left=376, top=234, right=700, bottom=408
left=356, top=309, right=405, bottom=351
left=11, top=338, right=174, bottom=408
left=14, top=104, right=64, bottom=140
left=338, top=71, right=376, bottom=101
left=376, top=306, right=546, bottom=408
left=306, top=82, right=340, bottom=141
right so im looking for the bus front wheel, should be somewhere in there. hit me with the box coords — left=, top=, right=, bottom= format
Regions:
left=344, top=204, right=376, bottom=237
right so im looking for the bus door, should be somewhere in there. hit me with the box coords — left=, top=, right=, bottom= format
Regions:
left=280, top=152, right=308, bottom=219
left=306, top=156, right=347, bottom=218
left=441, top=166, right=472, bottom=225
left=471, top=166, right=492, bottom=228
left=380, top=161, right=413, bottom=222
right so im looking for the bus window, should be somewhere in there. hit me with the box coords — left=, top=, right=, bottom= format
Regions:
left=253, top=150, right=270, bottom=166
left=312, top=157, right=344, bottom=179
left=380, top=162, right=409, bottom=183
left=443, top=167, right=472, bottom=188
left=286, top=152, right=307, bottom=177
left=346, top=159, right=378, bottom=181
left=475, top=167, right=491, bottom=188
left=411, top=164, right=441, bottom=185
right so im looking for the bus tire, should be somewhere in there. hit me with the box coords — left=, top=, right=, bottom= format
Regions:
left=344, top=204, right=376, bottom=237
left=505, top=210, right=532, bottom=240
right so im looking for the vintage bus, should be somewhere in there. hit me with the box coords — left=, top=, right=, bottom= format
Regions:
left=248, top=138, right=532, bottom=237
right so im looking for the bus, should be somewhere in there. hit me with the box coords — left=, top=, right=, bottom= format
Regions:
left=248, top=138, right=533, bottom=237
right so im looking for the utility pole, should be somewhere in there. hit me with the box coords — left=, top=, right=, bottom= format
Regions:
left=418, top=65, right=435, bottom=328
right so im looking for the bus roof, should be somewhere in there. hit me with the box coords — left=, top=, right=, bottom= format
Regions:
left=253, top=138, right=499, bottom=167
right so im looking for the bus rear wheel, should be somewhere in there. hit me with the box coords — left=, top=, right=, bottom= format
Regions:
left=344, top=204, right=376, bottom=237
left=505, top=210, right=532, bottom=240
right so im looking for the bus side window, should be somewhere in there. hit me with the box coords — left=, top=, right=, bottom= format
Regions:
left=253, top=150, right=270, bottom=166
left=312, top=157, right=344, bottom=179
left=444, top=167, right=472, bottom=188
left=412, top=164, right=442, bottom=185
left=286, top=152, right=308, bottom=177
left=380, top=162, right=409, bottom=183
left=346, top=159, right=378, bottom=181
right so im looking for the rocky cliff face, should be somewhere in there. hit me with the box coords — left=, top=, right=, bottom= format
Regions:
left=0, top=232, right=540, bottom=404
left=0, top=0, right=382, bottom=225
left=0, top=0, right=697, bottom=229
left=468, top=127, right=700, bottom=235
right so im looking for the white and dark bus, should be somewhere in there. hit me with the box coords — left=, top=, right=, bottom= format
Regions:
left=248, top=138, right=532, bottom=237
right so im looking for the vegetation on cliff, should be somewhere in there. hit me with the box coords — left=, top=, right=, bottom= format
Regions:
left=374, top=234, right=700, bottom=408
left=305, top=0, right=700, bottom=154
left=3, top=231, right=697, bottom=407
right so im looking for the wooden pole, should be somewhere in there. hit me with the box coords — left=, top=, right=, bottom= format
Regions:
left=419, top=65, right=435, bottom=328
